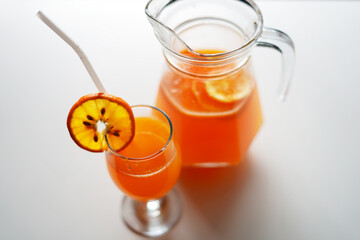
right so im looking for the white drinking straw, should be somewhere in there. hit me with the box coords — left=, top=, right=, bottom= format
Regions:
left=36, top=11, right=106, bottom=93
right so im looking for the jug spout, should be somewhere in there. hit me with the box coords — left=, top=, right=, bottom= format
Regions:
left=145, top=1, right=201, bottom=57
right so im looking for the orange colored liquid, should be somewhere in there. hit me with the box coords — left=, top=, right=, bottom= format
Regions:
left=105, top=117, right=181, bottom=201
left=156, top=49, right=263, bottom=167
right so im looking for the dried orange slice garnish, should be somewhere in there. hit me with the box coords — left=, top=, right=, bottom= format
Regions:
left=67, top=93, right=135, bottom=152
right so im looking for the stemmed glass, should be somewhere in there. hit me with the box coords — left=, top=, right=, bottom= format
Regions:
left=105, top=105, right=181, bottom=237
left=37, top=11, right=181, bottom=237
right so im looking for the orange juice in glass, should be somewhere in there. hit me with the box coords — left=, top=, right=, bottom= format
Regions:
left=105, top=105, right=181, bottom=237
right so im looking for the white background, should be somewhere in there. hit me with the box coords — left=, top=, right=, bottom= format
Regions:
left=0, top=0, right=359, bottom=239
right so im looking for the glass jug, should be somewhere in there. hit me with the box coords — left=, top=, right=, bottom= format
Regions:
left=145, top=0, right=295, bottom=167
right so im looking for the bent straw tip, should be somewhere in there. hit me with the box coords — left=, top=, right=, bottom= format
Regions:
left=36, top=10, right=44, bottom=18
left=36, top=10, right=107, bottom=93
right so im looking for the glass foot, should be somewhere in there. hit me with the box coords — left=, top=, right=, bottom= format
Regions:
left=121, top=189, right=181, bottom=237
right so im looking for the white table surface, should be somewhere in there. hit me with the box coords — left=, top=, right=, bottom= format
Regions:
left=1, top=0, right=359, bottom=239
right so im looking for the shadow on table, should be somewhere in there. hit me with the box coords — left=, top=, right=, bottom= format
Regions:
left=173, top=154, right=268, bottom=240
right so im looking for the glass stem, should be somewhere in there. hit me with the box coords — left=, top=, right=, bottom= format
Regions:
left=133, top=197, right=168, bottom=224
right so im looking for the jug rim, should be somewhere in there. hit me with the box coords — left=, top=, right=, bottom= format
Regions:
left=145, top=0, right=264, bottom=61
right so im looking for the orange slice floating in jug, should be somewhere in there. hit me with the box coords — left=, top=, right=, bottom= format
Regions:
left=67, top=93, right=135, bottom=152
left=192, top=70, right=254, bottom=111
left=205, top=72, right=253, bottom=103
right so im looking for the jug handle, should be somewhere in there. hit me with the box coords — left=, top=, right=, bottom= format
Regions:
left=257, top=27, right=295, bottom=101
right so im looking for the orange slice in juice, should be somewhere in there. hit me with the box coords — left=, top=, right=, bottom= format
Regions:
left=205, top=73, right=253, bottom=103
left=67, top=93, right=135, bottom=152
left=191, top=70, right=253, bottom=111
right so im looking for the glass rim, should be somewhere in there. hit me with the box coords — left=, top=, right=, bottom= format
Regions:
left=105, top=105, right=173, bottom=161
left=145, top=0, right=264, bottom=61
